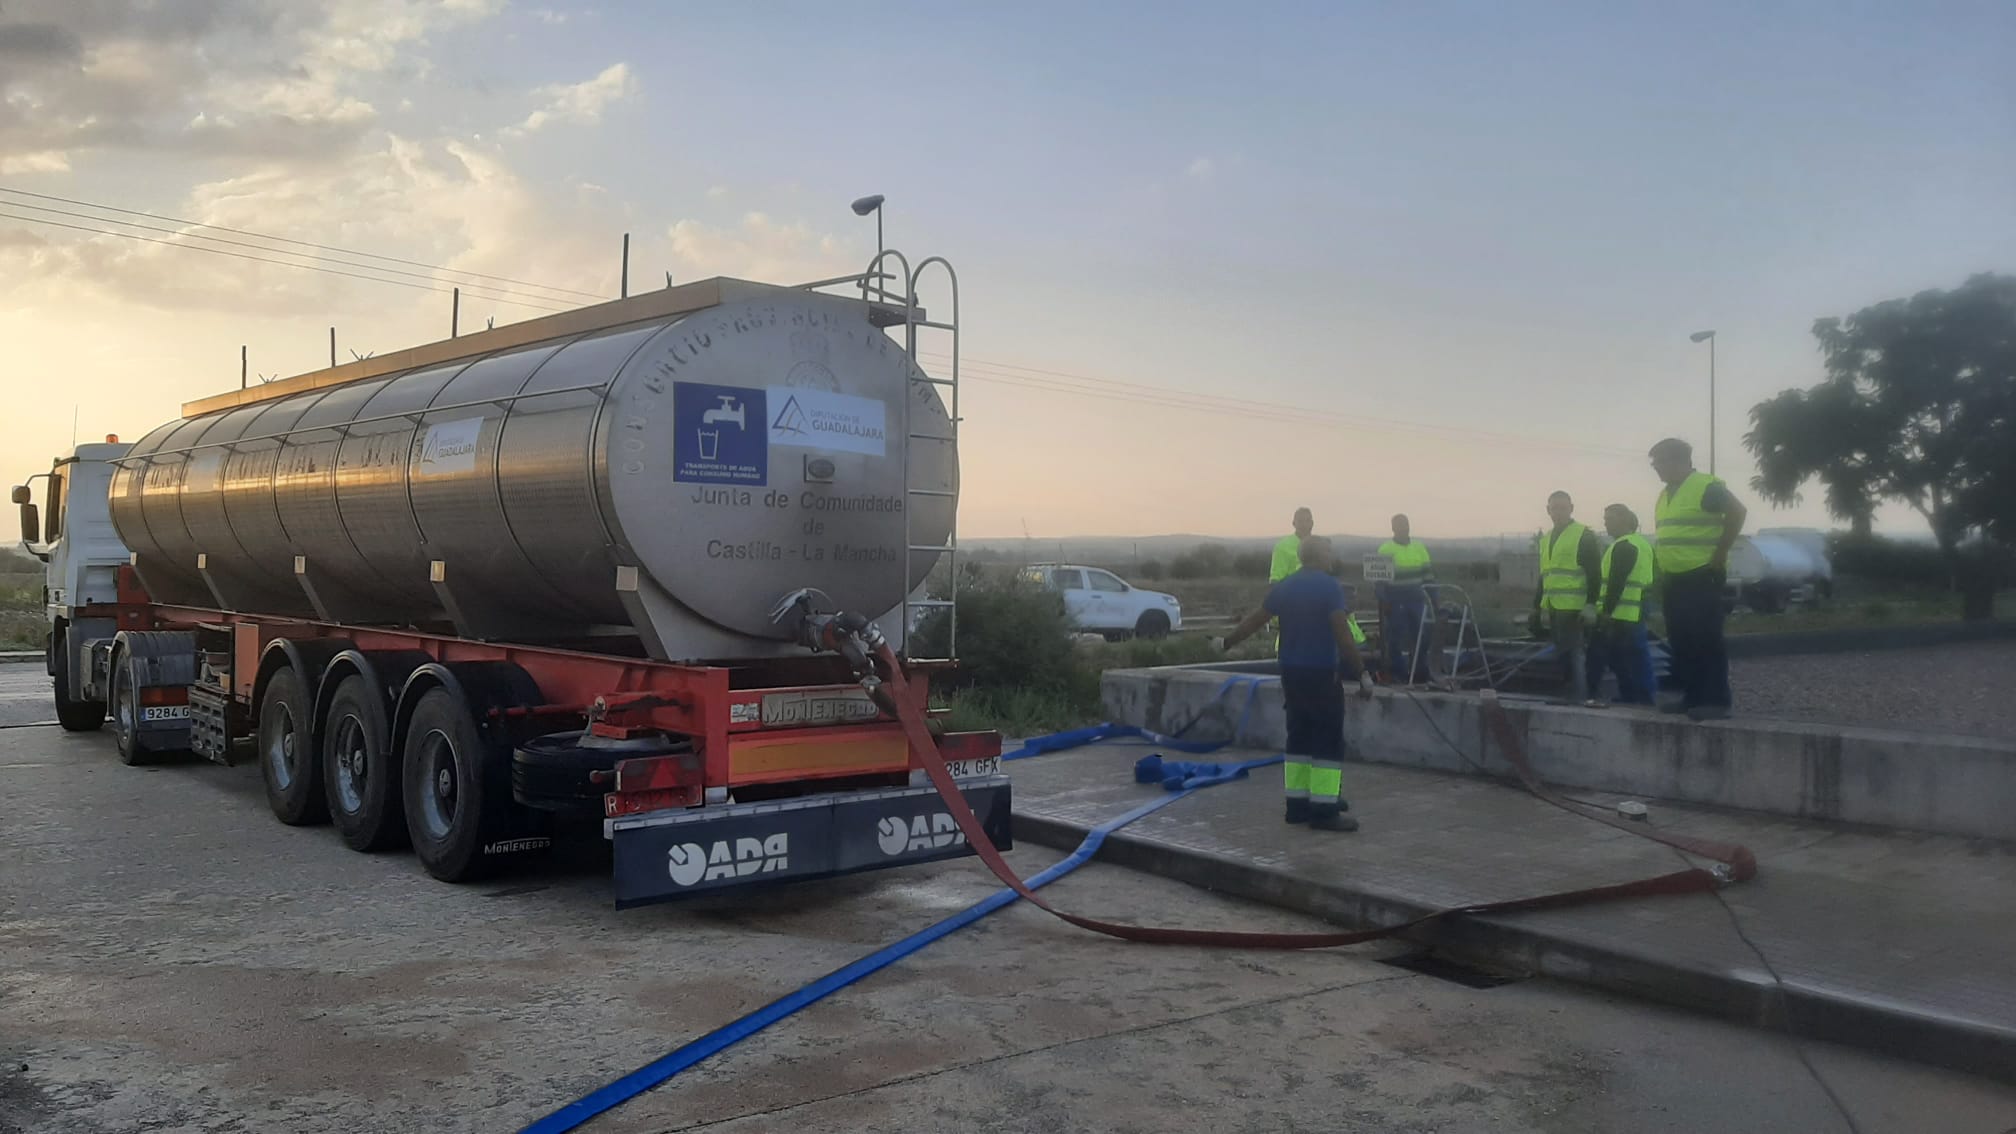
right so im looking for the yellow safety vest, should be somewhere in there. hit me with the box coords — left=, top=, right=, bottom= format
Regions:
left=1269, top=534, right=1301, bottom=583
left=1539, top=522, right=1590, bottom=611
left=1270, top=535, right=1365, bottom=645
left=1654, top=472, right=1726, bottom=573
left=1377, top=539, right=1431, bottom=583
left=1602, top=533, right=1655, bottom=622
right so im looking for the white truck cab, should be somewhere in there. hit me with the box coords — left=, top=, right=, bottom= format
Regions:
left=1020, top=563, right=1183, bottom=640
left=13, top=439, right=132, bottom=729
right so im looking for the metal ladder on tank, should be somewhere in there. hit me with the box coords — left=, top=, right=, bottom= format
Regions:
left=857, top=250, right=961, bottom=663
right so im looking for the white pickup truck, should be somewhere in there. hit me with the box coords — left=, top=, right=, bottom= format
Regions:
left=1020, top=564, right=1183, bottom=639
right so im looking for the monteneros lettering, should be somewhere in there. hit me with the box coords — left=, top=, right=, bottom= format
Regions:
left=876, top=813, right=965, bottom=857
left=481, top=837, right=552, bottom=855
left=667, top=834, right=789, bottom=886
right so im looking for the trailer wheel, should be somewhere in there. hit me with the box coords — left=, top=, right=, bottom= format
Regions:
left=258, top=665, right=328, bottom=826
left=322, top=675, right=407, bottom=853
left=401, top=686, right=507, bottom=882
left=52, top=632, right=104, bottom=733
left=110, top=655, right=149, bottom=765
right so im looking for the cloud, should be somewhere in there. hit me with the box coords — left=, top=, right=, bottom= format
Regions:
left=663, top=212, right=857, bottom=285
left=1185, top=157, right=1216, bottom=181
left=0, top=151, right=70, bottom=174
left=531, top=8, right=570, bottom=24
left=0, top=22, right=83, bottom=63
left=0, top=133, right=626, bottom=319
left=0, top=0, right=501, bottom=172
left=510, top=62, right=637, bottom=135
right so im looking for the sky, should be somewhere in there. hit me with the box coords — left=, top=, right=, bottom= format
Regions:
left=2, top=0, right=2012, bottom=541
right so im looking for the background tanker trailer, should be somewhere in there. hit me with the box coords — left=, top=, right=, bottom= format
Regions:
left=1725, top=528, right=1833, bottom=613
left=13, top=259, right=1010, bottom=906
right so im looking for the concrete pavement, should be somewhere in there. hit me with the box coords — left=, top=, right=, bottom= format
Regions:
left=5, top=659, right=2015, bottom=1132
left=1009, top=739, right=2016, bottom=1083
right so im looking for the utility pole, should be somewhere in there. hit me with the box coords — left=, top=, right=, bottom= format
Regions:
left=1689, top=330, right=1719, bottom=473
left=451, top=288, right=460, bottom=338
left=241, top=345, right=248, bottom=390
left=620, top=233, right=630, bottom=299
left=329, top=327, right=337, bottom=369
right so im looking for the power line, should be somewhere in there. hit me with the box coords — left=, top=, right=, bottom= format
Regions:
left=0, top=210, right=571, bottom=312
left=923, top=351, right=1643, bottom=459
left=0, top=185, right=1662, bottom=462
left=0, top=199, right=583, bottom=309
left=0, top=184, right=607, bottom=300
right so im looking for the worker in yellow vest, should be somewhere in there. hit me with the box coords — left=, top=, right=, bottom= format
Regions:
left=1269, top=509, right=1365, bottom=650
left=1589, top=504, right=1658, bottom=705
left=1531, top=491, right=1601, bottom=704
left=1270, top=508, right=1314, bottom=584
left=1376, top=514, right=1434, bottom=683
left=1650, top=438, right=1747, bottom=720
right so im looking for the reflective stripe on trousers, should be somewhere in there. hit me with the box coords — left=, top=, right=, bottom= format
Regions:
left=1307, top=758, right=1343, bottom=808
left=1283, top=759, right=1310, bottom=800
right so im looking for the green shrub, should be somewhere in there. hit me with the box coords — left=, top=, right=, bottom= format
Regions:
left=914, top=578, right=1078, bottom=695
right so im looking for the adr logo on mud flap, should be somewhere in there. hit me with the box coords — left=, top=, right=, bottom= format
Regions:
left=877, top=813, right=965, bottom=856
left=667, top=834, right=790, bottom=886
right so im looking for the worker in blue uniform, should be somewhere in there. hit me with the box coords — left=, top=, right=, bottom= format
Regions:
left=1376, top=514, right=1435, bottom=684
left=1220, top=536, right=1374, bottom=832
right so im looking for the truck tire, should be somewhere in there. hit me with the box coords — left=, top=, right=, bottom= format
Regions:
left=322, top=675, right=407, bottom=853
left=52, top=633, right=104, bottom=733
left=401, top=687, right=508, bottom=883
left=1135, top=610, right=1171, bottom=640
left=109, top=655, right=150, bottom=765
left=258, top=665, right=328, bottom=826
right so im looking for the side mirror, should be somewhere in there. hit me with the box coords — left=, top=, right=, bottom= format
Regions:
left=18, top=501, right=39, bottom=545
left=8, top=485, right=28, bottom=505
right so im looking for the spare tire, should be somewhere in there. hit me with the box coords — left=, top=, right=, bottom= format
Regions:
left=513, top=730, right=695, bottom=817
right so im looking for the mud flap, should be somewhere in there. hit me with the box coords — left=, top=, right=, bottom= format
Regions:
left=608, top=776, right=1013, bottom=909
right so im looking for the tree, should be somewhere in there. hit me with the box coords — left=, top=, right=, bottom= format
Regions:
left=1745, top=273, right=2016, bottom=609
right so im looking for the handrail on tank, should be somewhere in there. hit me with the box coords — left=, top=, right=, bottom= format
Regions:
left=794, top=268, right=899, bottom=291
left=858, top=249, right=915, bottom=315
left=904, top=255, right=960, bottom=662
left=108, top=380, right=612, bottom=464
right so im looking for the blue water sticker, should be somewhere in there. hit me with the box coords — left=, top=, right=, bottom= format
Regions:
left=673, top=383, right=768, bottom=485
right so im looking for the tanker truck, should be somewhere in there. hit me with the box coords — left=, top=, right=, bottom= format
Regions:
left=11, top=256, right=1010, bottom=907
left=1725, top=528, right=1833, bottom=613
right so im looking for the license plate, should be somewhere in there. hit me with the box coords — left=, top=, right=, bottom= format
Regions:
left=142, top=705, right=190, bottom=721
left=943, top=756, right=1000, bottom=779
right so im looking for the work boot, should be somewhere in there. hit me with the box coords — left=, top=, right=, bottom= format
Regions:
left=1284, top=798, right=1311, bottom=824
left=1659, top=700, right=1693, bottom=715
left=1687, top=705, right=1731, bottom=721
left=1310, top=811, right=1359, bottom=832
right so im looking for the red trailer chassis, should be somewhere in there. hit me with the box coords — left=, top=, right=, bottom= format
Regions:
left=82, top=568, right=1009, bottom=907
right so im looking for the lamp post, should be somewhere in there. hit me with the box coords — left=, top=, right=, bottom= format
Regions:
left=1690, top=330, right=1717, bottom=473
left=850, top=194, right=885, bottom=260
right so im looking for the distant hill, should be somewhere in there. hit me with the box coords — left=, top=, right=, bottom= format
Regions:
left=963, top=533, right=1522, bottom=568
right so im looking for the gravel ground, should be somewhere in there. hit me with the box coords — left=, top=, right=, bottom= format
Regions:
left=1730, top=639, right=2016, bottom=736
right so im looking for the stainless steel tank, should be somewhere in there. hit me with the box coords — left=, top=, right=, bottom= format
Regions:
left=110, top=283, right=956, bottom=660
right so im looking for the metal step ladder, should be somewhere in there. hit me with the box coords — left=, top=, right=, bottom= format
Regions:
left=853, top=251, right=961, bottom=663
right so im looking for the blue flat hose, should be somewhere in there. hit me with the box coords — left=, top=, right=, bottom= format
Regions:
left=517, top=728, right=1279, bottom=1133
left=1002, top=674, right=1273, bottom=761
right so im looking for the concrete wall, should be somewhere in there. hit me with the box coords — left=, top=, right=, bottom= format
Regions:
left=1103, top=666, right=2016, bottom=841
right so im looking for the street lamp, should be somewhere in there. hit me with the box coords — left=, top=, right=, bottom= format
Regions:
left=1690, top=330, right=1717, bottom=474
left=850, top=194, right=885, bottom=259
